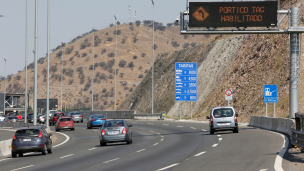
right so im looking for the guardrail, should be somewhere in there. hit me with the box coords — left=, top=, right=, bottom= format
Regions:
left=0, top=122, right=45, bottom=129
left=291, top=113, right=304, bottom=148
left=132, top=114, right=162, bottom=120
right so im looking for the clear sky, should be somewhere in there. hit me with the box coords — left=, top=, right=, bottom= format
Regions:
left=0, top=0, right=257, bottom=76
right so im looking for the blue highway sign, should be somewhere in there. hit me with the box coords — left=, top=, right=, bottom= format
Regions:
left=175, top=62, right=197, bottom=101
left=264, top=85, right=277, bottom=103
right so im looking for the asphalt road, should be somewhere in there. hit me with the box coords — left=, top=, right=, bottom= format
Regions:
left=0, top=120, right=284, bottom=171
left=0, top=129, right=15, bottom=141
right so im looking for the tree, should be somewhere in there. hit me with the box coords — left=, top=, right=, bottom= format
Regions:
left=183, top=43, right=190, bottom=49
left=109, top=23, right=114, bottom=27
left=119, top=60, right=127, bottom=67
left=107, top=37, right=113, bottom=41
left=114, top=30, right=121, bottom=35
left=135, top=20, right=141, bottom=26
left=141, top=53, right=146, bottom=57
left=120, top=73, right=124, bottom=77
left=133, top=56, right=137, bottom=59
left=128, top=62, right=134, bottom=69
left=153, top=43, right=158, bottom=50
left=171, top=41, right=180, bottom=48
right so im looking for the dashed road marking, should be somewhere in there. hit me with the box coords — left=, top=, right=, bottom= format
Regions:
left=190, top=127, right=196, bottom=129
left=161, top=136, right=164, bottom=138
left=177, top=126, right=184, bottom=127
left=259, top=169, right=268, bottom=171
left=93, top=130, right=98, bottom=131
left=150, top=130, right=155, bottom=132
left=212, top=144, right=218, bottom=147
left=11, top=165, right=34, bottom=171
left=156, top=163, right=179, bottom=171
left=163, top=124, right=169, bottom=126
left=217, top=135, right=221, bottom=137
left=60, top=154, right=74, bottom=158
left=148, top=123, right=154, bottom=125
left=194, top=151, right=206, bottom=157
left=161, top=139, right=164, bottom=141
left=219, top=138, right=222, bottom=141
left=153, top=143, right=159, bottom=146
left=136, top=149, right=146, bottom=153
left=157, top=133, right=160, bottom=134
left=202, top=129, right=207, bottom=131
left=88, top=148, right=96, bottom=150
left=104, top=158, right=120, bottom=163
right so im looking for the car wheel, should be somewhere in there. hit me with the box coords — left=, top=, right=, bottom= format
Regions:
left=12, top=152, right=17, bottom=158
left=71, top=128, right=75, bottom=131
left=19, top=153, right=23, bottom=157
left=100, top=141, right=106, bottom=146
left=47, top=146, right=52, bottom=154
left=81, top=119, right=83, bottom=123
left=210, top=128, right=215, bottom=135
left=233, top=128, right=239, bottom=133
left=42, top=144, right=47, bottom=155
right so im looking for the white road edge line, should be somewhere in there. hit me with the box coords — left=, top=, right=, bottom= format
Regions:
left=53, top=132, right=70, bottom=148
left=88, top=148, right=96, bottom=150
left=0, top=158, right=11, bottom=162
left=177, top=126, right=184, bottom=127
left=156, top=163, right=179, bottom=171
left=202, top=129, right=207, bottom=131
left=104, top=158, right=120, bottom=163
left=273, top=132, right=289, bottom=171
left=194, top=151, right=206, bottom=156
left=212, top=144, right=218, bottom=147
left=153, top=143, right=159, bottom=146
left=190, top=127, right=196, bottom=129
left=163, top=124, right=169, bottom=126
left=160, top=139, right=164, bottom=141
left=60, top=154, right=74, bottom=158
left=11, top=165, right=34, bottom=171
left=136, top=149, right=146, bottom=153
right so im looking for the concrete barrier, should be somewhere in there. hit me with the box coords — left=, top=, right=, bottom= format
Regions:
left=249, top=116, right=254, bottom=126
left=254, top=116, right=258, bottom=127
left=265, top=117, right=272, bottom=130
left=277, top=118, right=287, bottom=133
left=257, top=116, right=263, bottom=128
left=271, top=118, right=279, bottom=131
left=0, top=139, right=12, bottom=157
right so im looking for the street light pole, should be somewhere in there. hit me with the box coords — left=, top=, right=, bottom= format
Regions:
left=151, top=0, right=154, bottom=114
left=114, top=15, right=117, bottom=111
left=61, top=42, right=65, bottom=112
left=46, top=0, right=50, bottom=131
left=4, top=58, right=6, bottom=115
left=92, top=30, right=95, bottom=111
left=24, top=0, right=28, bottom=123
left=33, top=0, right=38, bottom=126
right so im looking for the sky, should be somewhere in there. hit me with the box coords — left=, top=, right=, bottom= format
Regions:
left=0, top=0, right=258, bottom=76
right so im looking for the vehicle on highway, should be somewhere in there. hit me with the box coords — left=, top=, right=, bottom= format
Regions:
left=87, top=114, right=106, bottom=129
left=38, top=114, right=45, bottom=124
left=49, top=112, right=65, bottom=126
left=7, top=113, right=22, bottom=120
left=0, top=114, right=5, bottom=121
left=99, top=120, right=133, bottom=146
left=206, top=106, right=239, bottom=134
left=4, top=116, right=21, bottom=122
left=66, top=111, right=83, bottom=123
left=27, top=114, right=34, bottom=123
left=55, top=117, right=75, bottom=131
left=11, top=126, right=52, bottom=158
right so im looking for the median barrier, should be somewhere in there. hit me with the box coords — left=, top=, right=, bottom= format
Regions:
left=257, top=116, right=263, bottom=128
left=271, top=118, right=279, bottom=131
left=0, top=139, right=12, bottom=157
left=285, top=120, right=295, bottom=135
left=265, top=117, right=273, bottom=130
left=254, top=116, right=258, bottom=127
left=277, top=118, right=287, bottom=133
left=249, top=116, right=254, bottom=126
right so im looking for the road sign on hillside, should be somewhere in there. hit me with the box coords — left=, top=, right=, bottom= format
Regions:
left=175, top=62, right=197, bottom=101
left=264, top=85, right=277, bottom=103
left=225, top=89, right=233, bottom=101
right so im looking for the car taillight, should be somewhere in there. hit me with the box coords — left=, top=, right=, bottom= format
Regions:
left=102, top=118, right=106, bottom=120
left=122, top=128, right=127, bottom=134
left=70, top=116, right=74, bottom=118
left=210, top=116, right=213, bottom=124
left=38, top=131, right=43, bottom=138
left=13, top=134, right=16, bottom=140
left=42, top=117, right=44, bottom=119
left=80, top=115, right=83, bottom=117
left=234, top=114, right=237, bottom=122
left=101, top=130, right=106, bottom=135
left=91, top=119, right=96, bottom=121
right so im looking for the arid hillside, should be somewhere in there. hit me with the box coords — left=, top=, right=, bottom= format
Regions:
left=0, top=24, right=210, bottom=111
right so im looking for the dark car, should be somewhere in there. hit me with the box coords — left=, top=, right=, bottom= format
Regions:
left=99, top=120, right=133, bottom=146
left=87, top=114, right=106, bottom=129
left=4, top=116, right=21, bottom=122
left=11, top=126, right=52, bottom=158
left=7, top=113, right=22, bottom=120
left=27, top=114, right=34, bottom=123
left=55, top=117, right=75, bottom=131
left=50, top=112, right=65, bottom=126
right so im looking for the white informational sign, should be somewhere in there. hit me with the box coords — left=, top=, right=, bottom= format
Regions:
left=225, top=89, right=233, bottom=101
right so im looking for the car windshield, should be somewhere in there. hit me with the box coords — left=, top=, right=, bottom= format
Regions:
left=50, top=111, right=57, bottom=114
left=92, top=115, right=104, bottom=119
left=27, top=115, right=33, bottom=119
left=8, top=116, right=18, bottom=120
left=54, top=114, right=59, bottom=117
left=104, top=121, right=124, bottom=127
left=71, top=113, right=81, bottom=116
left=213, top=108, right=234, bottom=118
left=16, top=129, right=39, bottom=136
left=60, top=118, right=72, bottom=122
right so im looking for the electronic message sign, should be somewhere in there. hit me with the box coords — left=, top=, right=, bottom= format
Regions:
left=189, top=1, right=277, bottom=27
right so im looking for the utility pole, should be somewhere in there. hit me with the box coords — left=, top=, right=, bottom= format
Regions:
left=33, top=0, right=38, bottom=125
left=4, top=58, right=6, bottom=116
left=151, top=0, right=155, bottom=114
left=114, top=15, right=117, bottom=111
left=25, top=0, right=28, bottom=123
left=46, top=0, right=50, bottom=131
left=61, top=42, right=65, bottom=112
left=92, top=30, right=95, bottom=111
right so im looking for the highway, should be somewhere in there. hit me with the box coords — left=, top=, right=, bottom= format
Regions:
left=0, top=120, right=284, bottom=171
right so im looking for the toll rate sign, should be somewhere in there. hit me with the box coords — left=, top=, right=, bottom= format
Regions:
left=175, top=62, right=197, bottom=101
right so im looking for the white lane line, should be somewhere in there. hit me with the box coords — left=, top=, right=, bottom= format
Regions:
left=202, top=129, right=207, bottom=131
left=83, top=128, right=85, bottom=129
left=161, top=136, right=164, bottom=138
left=217, top=135, right=221, bottom=137
left=219, top=138, right=222, bottom=141
left=0, top=158, right=11, bottom=162
left=274, top=132, right=289, bottom=171
left=136, top=149, right=146, bottom=153
left=177, top=126, right=184, bottom=127
left=140, top=128, right=145, bottom=130
left=157, top=133, right=160, bottom=134
left=103, top=158, right=120, bottom=163
left=153, top=143, right=159, bottom=146
left=190, top=127, right=196, bottom=129
left=156, top=163, right=179, bottom=171
left=212, top=144, right=218, bottom=147
left=147, top=123, right=154, bottom=125
left=150, top=130, right=155, bottom=132
left=160, top=139, right=164, bottom=141
left=11, top=165, right=34, bottom=171
left=163, top=124, right=169, bottom=126
left=60, top=154, right=74, bottom=158
left=53, top=132, right=70, bottom=148
left=88, top=148, right=96, bottom=150
left=194, top=151, right=206, bottom=157
left=260, top=169, right=268, bottom=171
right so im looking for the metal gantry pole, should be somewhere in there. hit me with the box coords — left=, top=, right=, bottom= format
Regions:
left=114, top=15, right=117, bottom=111
left=190, top=101, right=192, bottom=120
left=266, top=103, right=267, bottom=117
left=61, top=42, right=64, bottom=112
left=289, top=7, right=300, bottom=119
left=92, top=30, right=95, bottom=111
left=24, top=0, right=28, bottom=123
left=4, top=58, right=6, bottom=116
left=33, top=0, right=38, bottom=125
left=151, top=0, right=154, bottom=114
left=46, top=0, right=50, bottom=130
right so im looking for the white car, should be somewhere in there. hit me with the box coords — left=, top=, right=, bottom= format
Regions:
left=38, top=114, right=45, bottom=124
left=0, top=114, right=5, bottom=122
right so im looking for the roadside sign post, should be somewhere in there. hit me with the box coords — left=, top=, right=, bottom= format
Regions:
left=264, top=85, right=277, bottom=117
left=175, top=62, right=197, bottom=120
left=225, top=89, right=233, bottom=106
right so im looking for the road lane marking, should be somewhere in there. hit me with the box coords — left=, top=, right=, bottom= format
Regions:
left=260, top=169, right=268, bottom=171
left=93, top=130, right=98, bottom=131
left=217, top=135, right=221, bottom=137
left=60, top=154, right=74, bottom=158
left=150, top=130, right=155, bottom=132
left=212, top=144, right=218, bottom=147
left=161, top=136, right=164, bottom=138
left=194, top=151, right=206, bottom=156
left=163, top=124, right=169, bottom=126
left=190, top=127, right=196, bottom=129
left=0, top=158, right=11, bottom=162
left=161, top=139, right=164, bottom=141
left=136, top=149, right=146, bottom=153
left=140, top=128, right=145, bottom=130
left=202, top=129, right=207, bottom=131
left=157, top=133, right=160, bottom=134
left=11, top=165, right=34, bottom=171
left=153, top=143, right=159, bottom=146
left=219, top=138, right=222, bottom=141
left=177, top=126, right=184, bottom=127
left=53, top=132, right=70, bottom=148
left=274, top=132, right=289, bottom=171
left=104, top=158, right=120, bottom=163
left=148, top=123, right=154, bottom=125
left=156, top=163, right=179, bottom=171
left=88, top=148, right=96, bottom=150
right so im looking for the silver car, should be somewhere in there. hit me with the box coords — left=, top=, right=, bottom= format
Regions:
left=66, top=112, right=83, bottom=123
left=206, top=106, right=238, bottom=134
left=0, top=114, right=5, bottom=122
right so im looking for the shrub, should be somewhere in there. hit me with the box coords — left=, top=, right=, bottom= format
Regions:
left=139, top=66, right=142, bottom=70
left=119, top=60, right=127, bottom=67
left=71, top=61, right=75, bottom=65
left=94, top=63, right=99, bottom=68
left=120, top=73, right=124, bottom=77
left=171, top=41, right=180, bottom=48
left=138, top=74, right=143, bottom=78
left=133, top=56, right=137, bottom=59
left=106, top=59, right=115, bottom=69
left=66, top=46, right=74, bottom=54
left=42, top=68, right=47, bottom=75
left=69, top=56, right=74, bottom=61
left=108, top=52, right=115, bottom=57
left=105, top=32, right=108, bottom=35
left=102, top=88, right=107, bottom=93
left=101, top=49, right=106, bottom=55
left=184, top=35, right=189, bottom=39
left=191, top=42, right=196, bottom=47
left=104, top=101, right=108, bottom=105
left=141, top=53, right=146, bottom=57
left=64, top=68, right=73, bottom=77
left=94, top=35, right=102, bottom=46
left=15, top=75, right=21, bottom=81
left=128, top=62, right=134, bottom=69
left=79, top=74, right=85, bottom=84
left=117, top=21, right=120, bottom=25
left=133, top=35, right=138, bottom=43
left=77, top=67, right=83, bottom=74
left=100, top=73, right=107, bottom=80
left=108, top=75, right=114, bottom=79
left=114, top=30, right=121, bottom=35
left=107, top=37, right=113, bottom=41
left=121, top=38, right=126, bottom=44
left=50, top=65, right=57, bottom=73
left=183, top=43, right=190, bottom=49
left=84, top=81, right=91, bottom=91
left=80, top=39, right=91, bottom=50
left=99, top=62, right=106, bottom=68
left=68, top=79, right=73, bottom=85
left=56, top=51, right=62, bottom=58
left=89, top=65, right=93, bottom=70
left=124, top=87, right=129, bottom=90
left=75, top=51, right=80, bottom=57
left=153, top=43, right=158, bottom=50
left=38, top=57, right=45, bottom=64
left=94, top=54, right=98, bottom=58
left=135, top=20, right=141, bottom=26
left=109, top=23, right=114, bottom=27
left=129, top=87, right=133, bottom=92
left=82, top=52, right=87, bottom=57
left=145, top=69, right=148, bottom=73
